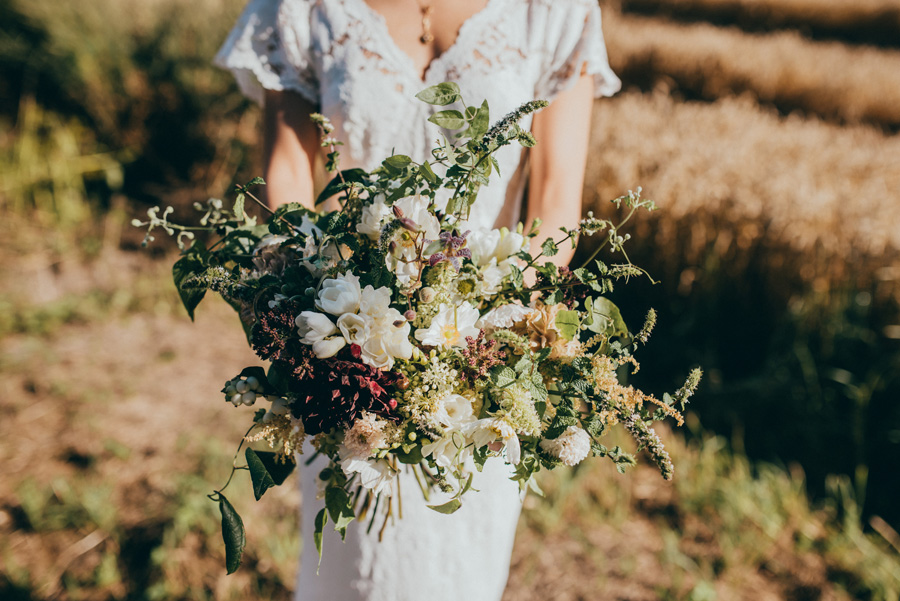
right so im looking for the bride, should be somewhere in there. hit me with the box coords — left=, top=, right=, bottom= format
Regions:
left=215, top=0, right=620, bottom=599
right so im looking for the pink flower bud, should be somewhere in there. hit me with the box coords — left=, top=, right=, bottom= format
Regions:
left=404, top=310, right=416, bottom=321
left=398, top=218, right=418, bottom=232
left=392, top=205, right=405, bottom=218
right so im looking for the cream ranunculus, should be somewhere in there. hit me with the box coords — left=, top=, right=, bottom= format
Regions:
left=359, top=285, right=392, bottom=320
left=316, top=271, right=362, bottom=316
left=356, top=193, right=391, bottom=240
left=414, top=303, right=481, bottom=349
left=361, top=311, right=413, bottom=370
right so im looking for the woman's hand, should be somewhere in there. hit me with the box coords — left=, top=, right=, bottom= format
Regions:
left=263, top=90, right=321, bottom=210
left=525, top=73, right=595, bottom=282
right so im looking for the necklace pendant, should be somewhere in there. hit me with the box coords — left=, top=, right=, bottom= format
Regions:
left=420, top=31, right=434, bottom=44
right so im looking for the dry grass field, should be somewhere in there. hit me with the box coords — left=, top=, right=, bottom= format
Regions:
left=2, top=0, right=900, bottom=599
left=615, top=0, right=900, bottom=46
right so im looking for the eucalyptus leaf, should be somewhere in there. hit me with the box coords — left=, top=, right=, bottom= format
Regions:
left=217, top=493, right=245, bottom=574
left=415, top=82, right=461, bottom=105
left=427, top=499, right=462, bottom=514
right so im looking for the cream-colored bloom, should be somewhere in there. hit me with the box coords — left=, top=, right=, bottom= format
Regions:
left=316, top=271, right=362, bottom=316
left=540, top=426, right=591, bottom=466
left=341, top=412, right=388, bottom=460
left=356, top=193, right=391, bottom=240
left=338, top=454, right=396, bottom=495
left=359, top=285, right=392, bottom=320
left=414, top=303, right=480, bottom=349
left=477, top=303, right=536, bottom=330
left=337, top=312, right=372, bottom=346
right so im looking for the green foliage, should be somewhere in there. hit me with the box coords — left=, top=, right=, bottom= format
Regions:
left=217, top=493, right=246, bottom=575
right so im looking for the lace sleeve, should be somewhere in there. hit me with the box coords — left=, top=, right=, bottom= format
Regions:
left=534, top=0, right=621, bottom=102
left=214, top=0, right=319, bottom=105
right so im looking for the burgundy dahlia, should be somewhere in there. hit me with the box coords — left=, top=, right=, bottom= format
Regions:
left=291, top=358, right=401, bottom=435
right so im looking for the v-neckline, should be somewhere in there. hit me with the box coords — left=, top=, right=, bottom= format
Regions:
left=352, top=0, right=502, bottom=85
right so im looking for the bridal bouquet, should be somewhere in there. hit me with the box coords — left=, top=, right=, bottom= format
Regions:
left=135, top=83, right=700, bottom=572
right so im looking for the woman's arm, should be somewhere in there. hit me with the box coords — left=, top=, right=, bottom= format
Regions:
left=263, top=90, right=321, bottom=209
left=526, top=74, right=595, bottom=271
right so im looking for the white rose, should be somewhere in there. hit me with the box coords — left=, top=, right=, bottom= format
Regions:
left=316, top=271, right=362, bottom=315
left=337, top=312, right=372, bottom=346
left=434, top=394, right=476, bottom=429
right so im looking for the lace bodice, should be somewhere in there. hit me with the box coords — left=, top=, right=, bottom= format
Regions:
left=216, top=0, right=620, bottom=230
left=216, top=2, right=619, bottom=599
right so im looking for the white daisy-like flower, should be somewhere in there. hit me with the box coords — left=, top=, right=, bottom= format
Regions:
left=414, top=303, right=480, bottom=349
left=539, top=426, right=592, bottom=466
left=338, top=454, right=396, bottom=495
left=466, top=417, right=522, bottom=465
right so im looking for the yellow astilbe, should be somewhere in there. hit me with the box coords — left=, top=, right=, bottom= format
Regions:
left=245, top=415, right=306, bottom=461
left=590, top=355, right=684, bottom=426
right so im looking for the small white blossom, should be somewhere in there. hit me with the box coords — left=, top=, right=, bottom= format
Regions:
left=414, top=303, right=480, bottom=349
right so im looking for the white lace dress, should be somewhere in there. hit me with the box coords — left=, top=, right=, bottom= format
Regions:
left=215, top=1, right=619, bottom=599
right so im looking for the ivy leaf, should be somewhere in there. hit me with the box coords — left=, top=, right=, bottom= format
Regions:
left=172, top=245, right=209, bottom=320
left=246, top=448, right=276, bottom=501
left=254, top=450, right=296, bottom=486
left=428, top=110, right=466, bottom=130
left=428, top=499, right=462, bottom=514
left=555, top=310, right=580, bottom=341
left=415, top=82, right=462, bottom=105
left=325, top=486, right=355, bottom=538
left=314, top=508, right=328, bottom=569
left=217, top=493, right=245, bottom=574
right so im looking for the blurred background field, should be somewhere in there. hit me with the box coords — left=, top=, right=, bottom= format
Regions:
left=1, top=0, right=899, bottom=599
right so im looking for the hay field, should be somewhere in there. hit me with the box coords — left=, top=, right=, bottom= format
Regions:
left=616, top=0, right=900, bottom=46
left=2, top=0, right=900, bottom=599
left=604, top=10, right=900, bottom=128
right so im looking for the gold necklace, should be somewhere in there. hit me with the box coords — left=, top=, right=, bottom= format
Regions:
left=416, top=0, right=434, bottom=44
